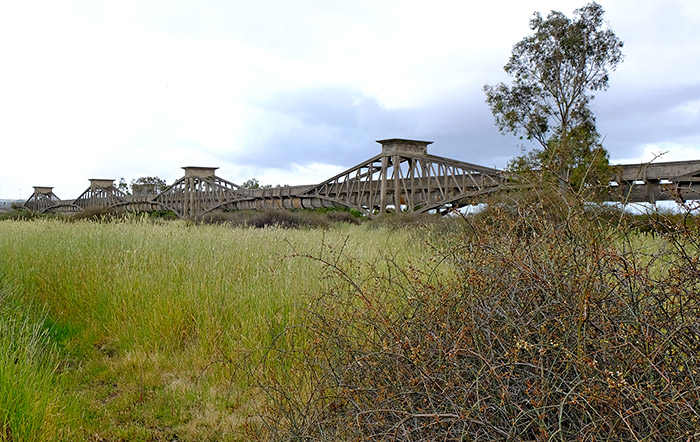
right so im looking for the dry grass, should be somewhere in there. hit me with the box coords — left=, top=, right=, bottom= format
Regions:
left=2, top=200, right=698, bottom=441
left=0, top=217, right=437, bottom=440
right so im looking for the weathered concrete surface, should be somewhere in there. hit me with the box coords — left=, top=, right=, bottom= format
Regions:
left=89, top=179, right=116, bottom=189
left=614, top=160, right=700, bottom=182
left=183, top=167, right=218, bottom=179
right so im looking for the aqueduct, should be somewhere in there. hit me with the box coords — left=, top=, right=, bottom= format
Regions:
left=23, top=138, right=700, bottom=218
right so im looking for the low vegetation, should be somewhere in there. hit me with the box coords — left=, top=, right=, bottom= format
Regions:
left=197, top=208, right=362, bottom=228
left=0, top=197, right=698, bottom=440
left=250, top=195, right=700, bottom=441
left=0, top=216, right=439, bottom=440
left=0, top=279, right=76, bottom=441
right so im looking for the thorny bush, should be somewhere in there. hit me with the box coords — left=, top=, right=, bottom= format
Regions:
left=249, top=194, right=700, bottom=441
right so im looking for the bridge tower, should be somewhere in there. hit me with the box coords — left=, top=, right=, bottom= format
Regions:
left=24, top=186, right=62, bottom=213
left=73, top=179, right=128, bottom=210
left=153, top=167, right=249, bottom=218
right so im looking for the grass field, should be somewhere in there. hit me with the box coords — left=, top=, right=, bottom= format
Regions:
left=0, top=217, right=442, bottom=441
left=2, top=203, right=699, bottom=441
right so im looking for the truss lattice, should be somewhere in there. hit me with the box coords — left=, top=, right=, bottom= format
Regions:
left=25, top=138, right=700, bottom=220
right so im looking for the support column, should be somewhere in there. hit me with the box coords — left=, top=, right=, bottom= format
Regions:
left=182, top=167, right=218, bottom=219
left=379, top=156, right=388, bottom=214
left=375, top=138, right=432, bottom=214
left=393, top=154, right=401, bottom=212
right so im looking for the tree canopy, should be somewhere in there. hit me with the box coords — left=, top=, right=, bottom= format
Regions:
left=241, top=178, right=272, bottom=189
left=130, top=176, right=168, bottom=196
left=484, top=2, right=623, bottom=191
left=117, top=178, right=130, bottom=195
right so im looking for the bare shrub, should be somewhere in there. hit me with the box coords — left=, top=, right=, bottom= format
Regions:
left=249, top=193, right=700, bottom=441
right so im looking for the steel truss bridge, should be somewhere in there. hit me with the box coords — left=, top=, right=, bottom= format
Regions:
left=23, top=138, right=700, bottom=219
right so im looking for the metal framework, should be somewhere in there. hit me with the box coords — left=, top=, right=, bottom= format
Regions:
left=73, top=179, right=129, bottom=210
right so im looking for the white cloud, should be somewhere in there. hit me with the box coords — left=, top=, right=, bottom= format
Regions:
left=2, top=0, right=700, bottom=199
left=255, top=163, right=346, bottom=187
left=679, top=100, right=700, bottom=116
left=612, top=143, right=700, bottom=165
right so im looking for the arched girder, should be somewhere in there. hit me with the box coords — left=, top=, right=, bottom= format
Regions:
left=203, top=194, right=363, bottom=214
left=38, top=204, right=61, bottom=214
left=296, top=194, right=373, bottom=216
left=121, top=195, right=163, bottom=213
left=201, top=196, right=261, bottom=214
left=412, top=187, right=506, bottom=214
left=42, top=203, right=82, bottom=214
left=106, top=201, right=131, bottom=210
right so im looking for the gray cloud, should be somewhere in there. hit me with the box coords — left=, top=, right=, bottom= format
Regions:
left=226, top=87, right=410, bottom=168
left=598, top=83, right=700, bottom=158
left=202, top=74, right=700, bottom=185
left=221, top=86, right=522, bottom=176
left=3, top=0, right=700, bottom=199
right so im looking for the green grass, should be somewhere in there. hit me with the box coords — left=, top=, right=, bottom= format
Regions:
left=2, top=207, right=697, bottom=440
left=0, top=278, right=76, bottom=441
left=0, top=218, right=438, bottom=440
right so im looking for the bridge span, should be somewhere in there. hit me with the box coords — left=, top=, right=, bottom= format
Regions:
left=23, top=138, right=700, bottom=219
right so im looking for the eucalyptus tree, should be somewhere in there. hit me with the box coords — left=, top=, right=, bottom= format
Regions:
left=484, top=2, right=623, bottom=191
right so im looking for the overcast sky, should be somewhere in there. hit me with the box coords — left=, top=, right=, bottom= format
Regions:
left=1, top=0, right=699, bottom=200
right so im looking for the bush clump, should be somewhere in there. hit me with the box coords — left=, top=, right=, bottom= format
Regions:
left=199, top=209, right=362, bottom=228
left=251, top=194, right=700, bottom=441
left=0, top=206, right=44, bottom=221
left=68, top=206, right=124, bottom=222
